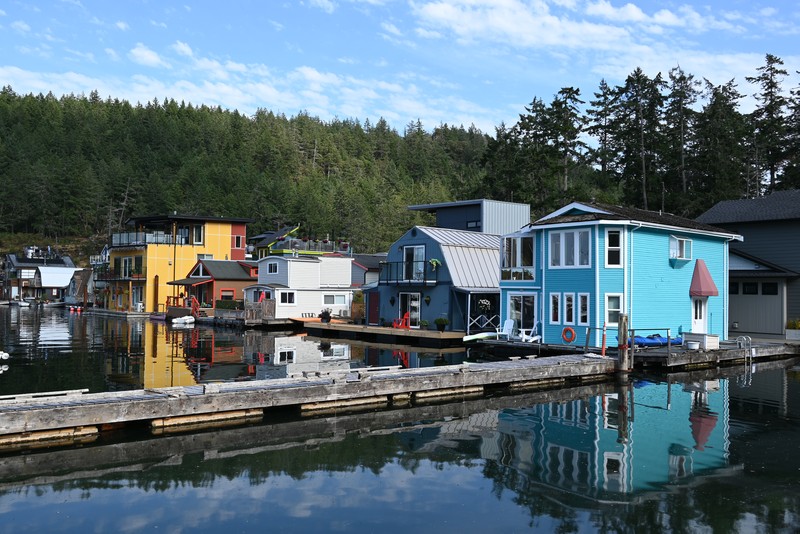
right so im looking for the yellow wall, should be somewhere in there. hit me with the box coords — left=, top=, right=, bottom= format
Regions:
left=109, top=221, right=237, bottom=313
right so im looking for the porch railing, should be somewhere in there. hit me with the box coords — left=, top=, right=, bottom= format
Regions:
left=378, top=261, right=439, bottom=285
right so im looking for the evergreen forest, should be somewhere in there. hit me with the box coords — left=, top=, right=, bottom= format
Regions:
left=1, top=53, right=799, bottom=254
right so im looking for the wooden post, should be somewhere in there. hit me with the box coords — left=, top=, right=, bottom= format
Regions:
left=616, top=314, right=630, bottom=375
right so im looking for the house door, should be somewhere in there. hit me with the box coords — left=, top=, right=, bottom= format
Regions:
left=692, top=297, right=707, bottom=333
left=509, top=293, right=537, bottom=334
left=400, top=292, right=421, bottom=328
left=367, top=292, right=380, bottom=325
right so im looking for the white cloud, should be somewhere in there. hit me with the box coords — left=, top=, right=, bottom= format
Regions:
left=0, top=9, right=6, bottom=16
left=172, top=40, right=193, bottom=57
left=128, top=43, right=171, bottom=68
left=116, top=21, right=129, bottom=31
left=12, top=20, right=31, bottom=33
left=381, top=22, right=402, bottom=36
left=150, top=20, right=167, bottom=29
left=66, top=49, right=96, bottom=62
left=310, top=0, right=336, bottom=14
left=269, top=20, right=284, bottom=31
left=105, top=48, right=120, bottom=61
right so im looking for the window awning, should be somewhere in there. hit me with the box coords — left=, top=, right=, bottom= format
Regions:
left=690, top=259, right=719, bottom=297
left=167, top=277, right=212, bottom=287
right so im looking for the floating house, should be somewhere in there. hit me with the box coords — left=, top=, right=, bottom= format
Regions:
left=97, top=214, right=250, bottom=313
left=697, top=190, right=800, bottom=336
left=368, top=199, right=531, bottom=331
left=2, top=247, right=77, bottom=302
left=244, top=254, right=355, bottom=319
left=369, top=226, right=500, bottom=330
left=499, top=202, right=741, bottom=346
left=168, top=259, right=258, bottom=310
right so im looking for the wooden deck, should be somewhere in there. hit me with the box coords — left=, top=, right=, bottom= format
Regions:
left=0, top=354, right=616, bottom=451
left=299, top=320, right=466, bottom=348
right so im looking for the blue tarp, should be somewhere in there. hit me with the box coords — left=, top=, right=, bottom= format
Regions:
left=617, top=334, right=683, bottom=347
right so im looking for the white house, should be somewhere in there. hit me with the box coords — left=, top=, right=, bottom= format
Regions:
left=244, top=254, right=355, bottom=319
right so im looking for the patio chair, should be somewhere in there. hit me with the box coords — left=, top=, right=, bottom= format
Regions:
left=392, top=312, right=411, bottom=329
left=519, top=324, right=541, bottom=343
left=496, top=318, right=515, bottom=339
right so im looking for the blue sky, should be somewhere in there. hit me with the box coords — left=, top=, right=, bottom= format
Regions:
left=1, top=0, right=798, bottom=134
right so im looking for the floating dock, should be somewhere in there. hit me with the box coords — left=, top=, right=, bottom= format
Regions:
left=0, top=354, right=615, bottom=451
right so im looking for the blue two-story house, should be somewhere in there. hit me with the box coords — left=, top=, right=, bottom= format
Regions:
left=500, top=202, right=742, bottom=347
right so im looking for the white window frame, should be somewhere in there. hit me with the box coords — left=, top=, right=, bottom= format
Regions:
left=669, top=235, right=692, bottom=260
left=605, top=228, right=622, bottom=268
left=564, top=293, right=575, bottom=325
left=549, top=293, right=561, bottom=324
left=578, top=293, right=590, bottom=326
left=502, top=236, right=536, bottom=280
left=324, top=294, right=346, bottom=305
left=605, top=293, right=623, bottom=327
left=550, top=230, right=591, bottom=268
left=267, top=262, right=278, bottom=274
left=235, top=235, right=243, bottom=248
left=279, top=291, right=295, bottom=305
left=193, top=224, right=205, bottom=245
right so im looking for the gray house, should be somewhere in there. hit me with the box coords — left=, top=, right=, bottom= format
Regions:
left=408, top=199, right=530, bottom=235
left=697, top=190, right=800, bottom=336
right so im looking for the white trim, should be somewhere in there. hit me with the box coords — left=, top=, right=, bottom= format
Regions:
left=605, top=293, right=623, bottom=327
left=537, top=202, right=611, bottom=222
left=549, top=292, right=561, bottom=324
left=549, top=229, right=591, bottom=269
left=578, top=293, right=590, bottom=326
left=604, top=227, right=623, bottom=268
left=564, top=293, right=575, bottom=325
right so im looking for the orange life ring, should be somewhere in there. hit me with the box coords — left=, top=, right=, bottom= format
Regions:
left=562, top=327, right=576, bottom=343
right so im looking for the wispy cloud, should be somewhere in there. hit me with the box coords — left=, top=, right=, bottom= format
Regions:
left=310, top=0, right=336, bottom=14
left=128, top=43, right=171, bottom=68
left=105, top=48, right=120, bottom=61
left=11, top=20, right=31, bottom=33
left=115, top=21, right=129, bottom=31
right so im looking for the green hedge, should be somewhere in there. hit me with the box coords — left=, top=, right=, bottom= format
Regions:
left=215, top=299, right=244, bottom=310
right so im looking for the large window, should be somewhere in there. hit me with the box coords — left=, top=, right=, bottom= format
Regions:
left=509, top=294, right=537, bottom=333
left=605, top=229, right=622, bottom=267
left=550, top=230, right=590, bottom=268
left=324, top=294, right=346, bottom=305
left=502, top=236, right=535, bottom=280
left=606, top=294, right=623, bottom=326
left=280, top=291, right=295, bottom=304
left=220, top=289, right=234, bottom=301
left=403, top=245, right=425, bottom=281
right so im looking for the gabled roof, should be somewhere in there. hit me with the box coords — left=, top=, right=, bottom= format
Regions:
left=696, top=189, right=800, bottom=224
left=416, top=226, right=501, bottom=291
left=198, top=259, right=256, bottom=280
left=352, top=253, right=387, bottom=271
left=529, top=201, right=740, bottom=239
left=6, top=254, right=75, bottom=269
left=249, top=225, right=300, bottom=247
left=729, top=249, right=799, bottom=278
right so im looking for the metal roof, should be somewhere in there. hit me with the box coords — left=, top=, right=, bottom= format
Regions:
left=199, top=260, right=255, bottom=280
left=37, top=266, right=80, bottom=288
left=417, top=226, right=501, bottom=290
left=697, top=189, right=800, bottom=224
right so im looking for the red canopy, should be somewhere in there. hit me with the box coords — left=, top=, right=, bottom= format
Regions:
left=690, top=259, right=719, bottom=297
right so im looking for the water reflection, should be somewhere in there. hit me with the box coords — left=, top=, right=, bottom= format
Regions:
left=1, top=306, right=800, bottom=531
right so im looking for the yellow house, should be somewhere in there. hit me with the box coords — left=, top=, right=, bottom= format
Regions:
left=100, top=214, right=250, bottom=313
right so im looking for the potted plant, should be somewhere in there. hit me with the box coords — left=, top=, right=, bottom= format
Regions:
left=419, top=319, right=429, bottom=330
left=429, top=258, right=442, bottom=271
left=787, top=319, right=800, bottom=341
left=434, top=317, right=449, bottom=332
left=319, top=309, right=332, bottom=323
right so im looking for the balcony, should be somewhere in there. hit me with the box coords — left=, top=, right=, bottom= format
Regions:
left=111, top=231, right=182, bottom=247
left=269, top=238, right=351, bottom=255
left=94, top=267, right=148, bottom=281
left=378, top=261, right=439, bottom=285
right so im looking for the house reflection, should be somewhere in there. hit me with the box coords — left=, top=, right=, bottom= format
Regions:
left=408, top=377, right=730, bottom=499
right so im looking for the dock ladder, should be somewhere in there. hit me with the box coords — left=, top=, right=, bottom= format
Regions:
left=736, top=336, right=754, bottom=387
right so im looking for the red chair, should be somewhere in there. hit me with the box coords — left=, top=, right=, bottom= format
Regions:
left=392, top=312, right=410, bottom=329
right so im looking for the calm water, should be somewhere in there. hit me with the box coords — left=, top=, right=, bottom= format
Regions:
left=1, top=306, right=799, bottom=533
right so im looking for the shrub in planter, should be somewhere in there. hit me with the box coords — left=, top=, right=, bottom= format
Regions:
left=319, top=309, right=332, bottom=323
left=434, top=317, right=449, bottom=332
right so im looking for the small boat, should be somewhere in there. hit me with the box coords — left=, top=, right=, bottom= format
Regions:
left=172, top=315, right=196, bottom=325
left=462, top=331, right=501, bottom=342
left=10, top=298, right=31, bottom=307
left=150, top=313, right=167, bottom=322
left=42, top=301, right=66, bottom=308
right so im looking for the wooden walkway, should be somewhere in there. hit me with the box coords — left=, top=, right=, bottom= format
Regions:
left=0, top=354, right=616, bottom=451
left=300, top=320, right=466, bottom=348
